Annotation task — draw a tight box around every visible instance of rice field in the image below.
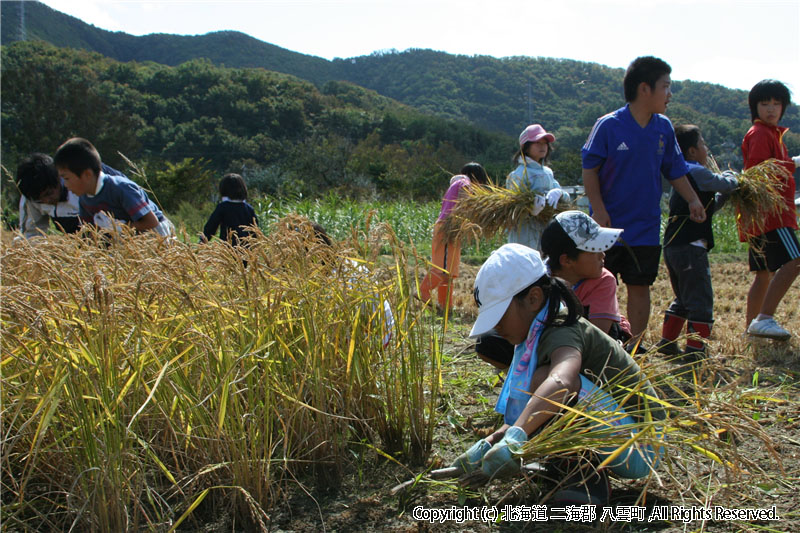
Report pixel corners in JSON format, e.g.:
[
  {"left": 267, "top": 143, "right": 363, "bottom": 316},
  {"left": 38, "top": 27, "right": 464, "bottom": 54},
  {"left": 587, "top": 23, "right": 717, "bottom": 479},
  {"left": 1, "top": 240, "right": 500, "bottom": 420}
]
[
  {"left": 1, "top": 219, "right": 444, "bottom": 531},
  {"left": 2, "top": 200, "right": 798, "bottom": 532}
]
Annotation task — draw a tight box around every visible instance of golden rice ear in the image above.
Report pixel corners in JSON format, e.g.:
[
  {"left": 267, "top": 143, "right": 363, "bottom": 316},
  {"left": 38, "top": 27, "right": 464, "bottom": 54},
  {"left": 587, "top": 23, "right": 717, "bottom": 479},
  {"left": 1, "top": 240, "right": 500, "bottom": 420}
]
[
  {"left": 0, "top": 215, "right": 448, "bottom": 528},
  {"left": 440, "top": 182, "right": 575, "bottom": 243},
  {"left": 726, "top": 158, "right": 792, "bottom": 239}
]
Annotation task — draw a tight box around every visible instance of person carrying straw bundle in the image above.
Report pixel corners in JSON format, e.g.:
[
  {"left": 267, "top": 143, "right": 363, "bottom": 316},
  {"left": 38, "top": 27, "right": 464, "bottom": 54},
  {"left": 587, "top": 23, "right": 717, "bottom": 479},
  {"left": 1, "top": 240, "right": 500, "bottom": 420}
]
[
  {"left": 506, "top": 124, "right": 568, "bottom": 252},
  {"left": 738, "top": 80, "right": 800, "bottom": 341},
  {"left": 419, "top": 162, "right": 488, "bottom": 311},
  {"left": 658, "top": 125, "right": 739, "bottom": 359}
]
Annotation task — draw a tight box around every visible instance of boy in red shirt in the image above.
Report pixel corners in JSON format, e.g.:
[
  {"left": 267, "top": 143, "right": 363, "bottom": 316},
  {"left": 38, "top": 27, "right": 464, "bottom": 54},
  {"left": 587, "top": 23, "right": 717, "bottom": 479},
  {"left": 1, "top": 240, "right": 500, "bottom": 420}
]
[{"left": 740, "top": 80, "right": 800, "bottom": 341}]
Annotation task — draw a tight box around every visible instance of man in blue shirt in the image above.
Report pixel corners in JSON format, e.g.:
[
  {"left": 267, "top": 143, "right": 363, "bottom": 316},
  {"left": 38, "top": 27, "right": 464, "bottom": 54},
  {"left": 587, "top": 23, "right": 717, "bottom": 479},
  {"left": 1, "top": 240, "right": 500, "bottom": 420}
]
[{"left": 582, "top": 56, "right": 705, "bottom": 349}]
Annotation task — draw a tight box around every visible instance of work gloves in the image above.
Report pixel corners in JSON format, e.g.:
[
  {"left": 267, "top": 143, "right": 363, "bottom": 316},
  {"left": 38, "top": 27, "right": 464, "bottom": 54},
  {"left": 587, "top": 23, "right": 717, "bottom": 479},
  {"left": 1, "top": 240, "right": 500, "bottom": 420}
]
[
  {"left": 453, "top": 426, "right": 528, "bottom": 478},
  {"left": 480, "top": 426, "right": 528, "bottom": 479},
  {"left": 531, "top": 195, "right": 546, "bottom": 216},
  {"left": 545, "top": 188, "right": 563, "bottom": 208},
  {"left": 451, "top": 438, "right": 491, "bottom": 473}
]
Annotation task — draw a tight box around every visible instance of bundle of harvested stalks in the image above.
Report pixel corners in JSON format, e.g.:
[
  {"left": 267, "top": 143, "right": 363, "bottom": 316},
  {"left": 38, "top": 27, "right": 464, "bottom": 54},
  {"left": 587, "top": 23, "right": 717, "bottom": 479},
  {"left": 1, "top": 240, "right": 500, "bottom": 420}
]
[
  {"left": 440, "top": 182, "right": 572, "bottom": 243},
  {"left": 710, "top": 157, "right": 792, "bottom": 238}
]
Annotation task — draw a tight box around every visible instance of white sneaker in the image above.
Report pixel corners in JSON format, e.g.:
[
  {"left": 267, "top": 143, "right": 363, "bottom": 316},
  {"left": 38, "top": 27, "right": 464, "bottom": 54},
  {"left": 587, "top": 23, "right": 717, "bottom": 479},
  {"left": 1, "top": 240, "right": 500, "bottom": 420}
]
[{"left": 747, "top": 317, "right": 791, "bottom": 341}]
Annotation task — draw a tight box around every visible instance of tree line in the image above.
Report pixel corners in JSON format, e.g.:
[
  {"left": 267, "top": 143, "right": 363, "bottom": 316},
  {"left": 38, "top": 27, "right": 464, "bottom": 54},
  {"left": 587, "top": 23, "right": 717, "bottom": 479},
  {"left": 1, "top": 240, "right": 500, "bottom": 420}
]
[{"left": 1, "top": 41, "right": 513, "bottom": 223}]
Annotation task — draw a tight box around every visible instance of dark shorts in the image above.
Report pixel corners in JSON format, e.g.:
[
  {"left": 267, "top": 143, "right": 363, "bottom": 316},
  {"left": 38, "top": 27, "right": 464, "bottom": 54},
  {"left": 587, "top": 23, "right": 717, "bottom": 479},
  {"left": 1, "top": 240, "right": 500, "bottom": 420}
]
[
  {"left": 604, "top": 245, "right": 662, "bottom": 286},
  {"left": 748, "top": 227, "right": 800, "bottom": 272}
]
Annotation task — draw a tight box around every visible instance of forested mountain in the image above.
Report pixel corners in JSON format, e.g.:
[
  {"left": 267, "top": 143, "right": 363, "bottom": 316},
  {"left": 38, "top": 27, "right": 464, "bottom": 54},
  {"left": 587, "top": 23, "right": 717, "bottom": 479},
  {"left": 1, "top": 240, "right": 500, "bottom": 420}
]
[
  {"left": 0, "top": 1, "right": 334, "bottom": 83},
  {"left": 1, "top": 41, "right": 512, "bottom": 212},
  {"left": 5, "top": 0, "right": 798, "bottom": 165}
]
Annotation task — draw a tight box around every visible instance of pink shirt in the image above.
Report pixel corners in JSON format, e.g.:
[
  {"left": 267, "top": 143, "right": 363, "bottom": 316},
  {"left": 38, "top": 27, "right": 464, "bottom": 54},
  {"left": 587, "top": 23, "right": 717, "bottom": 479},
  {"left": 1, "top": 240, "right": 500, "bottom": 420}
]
[
  {"left": 572, "top": 268, "right": 631, "bottom": 335},
  {"left": 437, "top": 177, "right": 470, "bottom": 222}
]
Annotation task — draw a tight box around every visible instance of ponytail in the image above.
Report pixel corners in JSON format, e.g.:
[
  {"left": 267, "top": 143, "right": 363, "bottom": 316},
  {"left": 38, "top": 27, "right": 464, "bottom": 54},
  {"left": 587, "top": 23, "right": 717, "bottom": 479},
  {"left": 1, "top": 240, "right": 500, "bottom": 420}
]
[{"left": 515, "top": 275, "right": 583, "bottom": 327}]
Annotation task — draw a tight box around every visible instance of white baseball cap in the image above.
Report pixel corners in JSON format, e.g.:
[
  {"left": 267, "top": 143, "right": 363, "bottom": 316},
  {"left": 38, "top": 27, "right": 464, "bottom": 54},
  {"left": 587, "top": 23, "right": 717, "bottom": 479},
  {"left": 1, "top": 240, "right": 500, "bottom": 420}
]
[
  {"left": 548, "top": 210, "right": 623, "bottom": 252},
  {"left": 470, "top": 243, "right": 548, "bottom": 338}
]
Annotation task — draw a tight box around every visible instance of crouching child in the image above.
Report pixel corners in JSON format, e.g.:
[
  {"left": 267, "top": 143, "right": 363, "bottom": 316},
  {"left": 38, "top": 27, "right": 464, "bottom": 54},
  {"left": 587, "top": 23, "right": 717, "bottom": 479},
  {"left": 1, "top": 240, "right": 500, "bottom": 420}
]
[
  {"left": 54, "top": 138, "right": 174, "bottom": 236},
  {"left": 453, "top": 244, "right": 665, "bottom": 504}
]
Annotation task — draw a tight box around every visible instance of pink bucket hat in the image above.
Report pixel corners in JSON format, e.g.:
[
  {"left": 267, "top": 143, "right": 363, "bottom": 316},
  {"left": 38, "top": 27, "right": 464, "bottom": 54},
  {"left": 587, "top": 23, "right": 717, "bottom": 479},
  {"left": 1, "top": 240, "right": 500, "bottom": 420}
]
[{"left": 519, "top": 124, "right": 555, "bottom": 146}]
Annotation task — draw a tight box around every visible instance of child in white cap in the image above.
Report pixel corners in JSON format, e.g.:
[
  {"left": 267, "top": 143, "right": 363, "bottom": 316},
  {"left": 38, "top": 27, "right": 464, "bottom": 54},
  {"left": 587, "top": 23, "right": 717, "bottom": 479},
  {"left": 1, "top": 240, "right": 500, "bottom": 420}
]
[
  {"left": 475, "top": 211, "right": 630, "bottom": 369},
  {"left": 506, "top": 124, "right": 568, "bottom": 251},
  {"left": 453, "top": 243, "right": 664, "bottom": 503}
]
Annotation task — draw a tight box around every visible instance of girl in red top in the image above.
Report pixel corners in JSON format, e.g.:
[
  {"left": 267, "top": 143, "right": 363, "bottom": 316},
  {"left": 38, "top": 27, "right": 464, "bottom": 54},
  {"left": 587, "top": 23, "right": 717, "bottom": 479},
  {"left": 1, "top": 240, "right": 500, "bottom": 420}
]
[{"left": 740, "top": 79, "right": 800, "bottom": 341}]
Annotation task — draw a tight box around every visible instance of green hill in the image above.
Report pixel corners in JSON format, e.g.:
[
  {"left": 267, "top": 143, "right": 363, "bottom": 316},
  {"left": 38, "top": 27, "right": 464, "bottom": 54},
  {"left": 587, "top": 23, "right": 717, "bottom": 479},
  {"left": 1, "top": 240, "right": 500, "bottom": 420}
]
[
  {"left": 0, "top": 1, "right": 334, "bottom": 83},
  {"left": 3, "top": 0, "right": 799, "bottom": 187},
  {"left": 1, "top": 40, "right": 512, "bottom": 210}
]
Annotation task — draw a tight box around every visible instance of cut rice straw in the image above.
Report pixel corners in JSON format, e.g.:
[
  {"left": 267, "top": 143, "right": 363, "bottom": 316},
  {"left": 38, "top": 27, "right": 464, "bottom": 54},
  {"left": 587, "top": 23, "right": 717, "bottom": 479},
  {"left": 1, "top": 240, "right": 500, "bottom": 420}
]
[
  {"left": 709, "top": 156, "right": 792, "bottom": 240},
  {"left": 440, "top": 181, "right": 573, "bottom": 243}
]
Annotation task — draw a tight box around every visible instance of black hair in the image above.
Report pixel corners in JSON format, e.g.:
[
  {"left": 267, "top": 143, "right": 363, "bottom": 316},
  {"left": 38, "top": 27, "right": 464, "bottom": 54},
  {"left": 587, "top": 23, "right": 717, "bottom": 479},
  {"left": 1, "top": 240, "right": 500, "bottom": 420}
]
[
  {"left": 516, "top": 141, "right": 552, "bottom": 165},
  {"left": 460, "top": 162, "right": 488, "bottom": 185},
  {"left": 16, "top": 153, "right": 60, "bottom": 201},
  {"left": 311, "top": 222, "right": 332, "bottom": 247},
  {"left": 674, "top": 124, "right": 703, "bottom": 156},
  {"left": 748, "top": 79, "right": 791, "bottom": 122},
  {"left": 540, "top": 220, "right": 581, "bottom": 274},
  {"left": 220, "top": 173, "right": 248, "bottom": 200},
  {"left": 513, "top": 274, "right": 583, "bottom": 327},
  {"left": 623, "top": 56, "right": 671, "bottom": 102},
  {"left": 53, "top": 138, "right": 102, "bottom": 177}
]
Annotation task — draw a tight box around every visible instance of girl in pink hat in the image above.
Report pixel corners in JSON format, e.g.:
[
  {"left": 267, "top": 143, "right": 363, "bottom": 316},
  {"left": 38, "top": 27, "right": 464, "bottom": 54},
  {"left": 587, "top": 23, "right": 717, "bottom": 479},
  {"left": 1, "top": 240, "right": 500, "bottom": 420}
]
[{"left": 506, "top": 124, "right": 569, "bottom": 251}]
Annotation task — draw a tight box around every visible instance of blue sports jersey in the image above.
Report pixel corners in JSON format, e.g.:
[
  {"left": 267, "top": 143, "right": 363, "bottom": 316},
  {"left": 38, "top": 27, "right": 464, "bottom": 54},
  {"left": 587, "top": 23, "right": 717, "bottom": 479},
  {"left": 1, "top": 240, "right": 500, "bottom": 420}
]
[{"left": 582, "top": 105, "right": 688, "bottom": 246}]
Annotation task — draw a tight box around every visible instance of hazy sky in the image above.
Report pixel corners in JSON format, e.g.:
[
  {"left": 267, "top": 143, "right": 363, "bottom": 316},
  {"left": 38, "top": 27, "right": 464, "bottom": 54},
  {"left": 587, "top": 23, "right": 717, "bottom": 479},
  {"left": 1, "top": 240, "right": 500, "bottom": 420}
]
[{"left": 36, "top": 0, "right": 800, "bottom": 94}]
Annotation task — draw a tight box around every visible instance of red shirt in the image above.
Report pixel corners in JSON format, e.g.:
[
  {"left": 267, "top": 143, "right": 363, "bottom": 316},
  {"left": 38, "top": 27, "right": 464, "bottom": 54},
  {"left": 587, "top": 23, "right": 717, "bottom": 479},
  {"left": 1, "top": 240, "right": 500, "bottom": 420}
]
[{"left": 738, "top": 120, "right": 797, "bottom": 240}]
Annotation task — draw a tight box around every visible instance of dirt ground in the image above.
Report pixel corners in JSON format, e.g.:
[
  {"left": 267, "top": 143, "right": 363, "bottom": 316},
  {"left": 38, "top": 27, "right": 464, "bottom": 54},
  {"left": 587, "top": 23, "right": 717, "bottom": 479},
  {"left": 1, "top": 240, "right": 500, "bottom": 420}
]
[{"left": 243, "top": 259, "right": 800, "bottom": 532}]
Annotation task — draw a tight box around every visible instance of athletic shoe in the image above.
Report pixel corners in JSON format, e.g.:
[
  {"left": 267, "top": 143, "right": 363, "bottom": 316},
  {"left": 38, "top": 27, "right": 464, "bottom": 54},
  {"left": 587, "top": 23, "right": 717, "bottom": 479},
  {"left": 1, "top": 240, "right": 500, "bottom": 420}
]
[{"left": 747, "top": 317, "right": 791, "bottom": 341}]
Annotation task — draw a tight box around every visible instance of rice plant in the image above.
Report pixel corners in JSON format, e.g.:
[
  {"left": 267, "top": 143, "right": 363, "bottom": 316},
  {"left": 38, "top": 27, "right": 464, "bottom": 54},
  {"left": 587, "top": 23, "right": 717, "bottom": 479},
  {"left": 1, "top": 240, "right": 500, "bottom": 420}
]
[
  {"left": 709, "top": 157, "right": 793, "bottom": 240},
  {"left": 1, "top": 217, "right": 445, "bottom": 531}
]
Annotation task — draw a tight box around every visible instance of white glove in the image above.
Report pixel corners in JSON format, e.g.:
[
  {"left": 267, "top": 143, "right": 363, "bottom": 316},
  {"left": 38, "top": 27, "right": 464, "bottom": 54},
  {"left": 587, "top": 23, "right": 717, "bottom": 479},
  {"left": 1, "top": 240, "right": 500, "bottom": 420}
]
[
  {"left": 545, "top": 188, "right": 563, "bottom": 208},
  {"left": 532, "top": 195, "right": 546, "bottom": 216},
  {"left": 94, "top": 212, "right": 125, "bottom": 232},
  {"left": 792, "top": 155, "right": 800, "bottom": 168}
]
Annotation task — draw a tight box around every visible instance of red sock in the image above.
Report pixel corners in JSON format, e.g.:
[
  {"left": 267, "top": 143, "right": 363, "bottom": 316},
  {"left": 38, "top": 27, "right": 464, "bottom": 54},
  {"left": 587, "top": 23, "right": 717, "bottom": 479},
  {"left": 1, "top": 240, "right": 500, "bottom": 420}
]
[
  {"left": 687, "top": 321, "right": 712, "bottom": 351},
  {"left": 661, "top": 313, "right": 686, "bottom": 341}
]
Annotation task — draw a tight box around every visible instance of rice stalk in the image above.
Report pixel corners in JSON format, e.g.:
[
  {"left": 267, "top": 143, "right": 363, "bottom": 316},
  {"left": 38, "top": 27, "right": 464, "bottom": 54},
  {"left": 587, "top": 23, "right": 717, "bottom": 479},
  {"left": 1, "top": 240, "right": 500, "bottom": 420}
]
[
  {"left": 1, "top": 214, "right": 445, "bottom": 530},
  {"left": 708, "top": 157, "right": 792, "bottom": 240},
  {"left": 439, "top": 181, "right": 572, "bottom": 243},
  {"left": 509, "top": 352, "right": 780, "bottom": 502}
]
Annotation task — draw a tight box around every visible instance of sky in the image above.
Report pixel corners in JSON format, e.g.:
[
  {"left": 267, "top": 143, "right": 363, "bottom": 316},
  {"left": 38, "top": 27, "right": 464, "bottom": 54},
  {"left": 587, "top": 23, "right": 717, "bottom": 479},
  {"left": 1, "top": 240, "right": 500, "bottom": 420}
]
[{"left": 35, "top": 0, "right": 800, "bottom": 94}]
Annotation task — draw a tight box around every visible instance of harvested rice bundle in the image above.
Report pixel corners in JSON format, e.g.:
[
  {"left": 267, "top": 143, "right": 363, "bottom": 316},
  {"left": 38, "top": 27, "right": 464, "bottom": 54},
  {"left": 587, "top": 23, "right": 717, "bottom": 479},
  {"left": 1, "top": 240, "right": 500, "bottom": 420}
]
[
  {"left": 710, "top": 157, "right": 792, "bottom": 239},
  {"left": 440, "top": 182, "right": 572, "bottom": 242}
]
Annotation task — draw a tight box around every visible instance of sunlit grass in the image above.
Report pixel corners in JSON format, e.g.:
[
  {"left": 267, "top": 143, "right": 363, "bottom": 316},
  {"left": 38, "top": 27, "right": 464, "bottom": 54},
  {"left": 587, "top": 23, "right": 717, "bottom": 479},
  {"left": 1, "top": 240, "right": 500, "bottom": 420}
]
[{"left": 1, "top": 218, "right": 445, "bottom": 531}]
